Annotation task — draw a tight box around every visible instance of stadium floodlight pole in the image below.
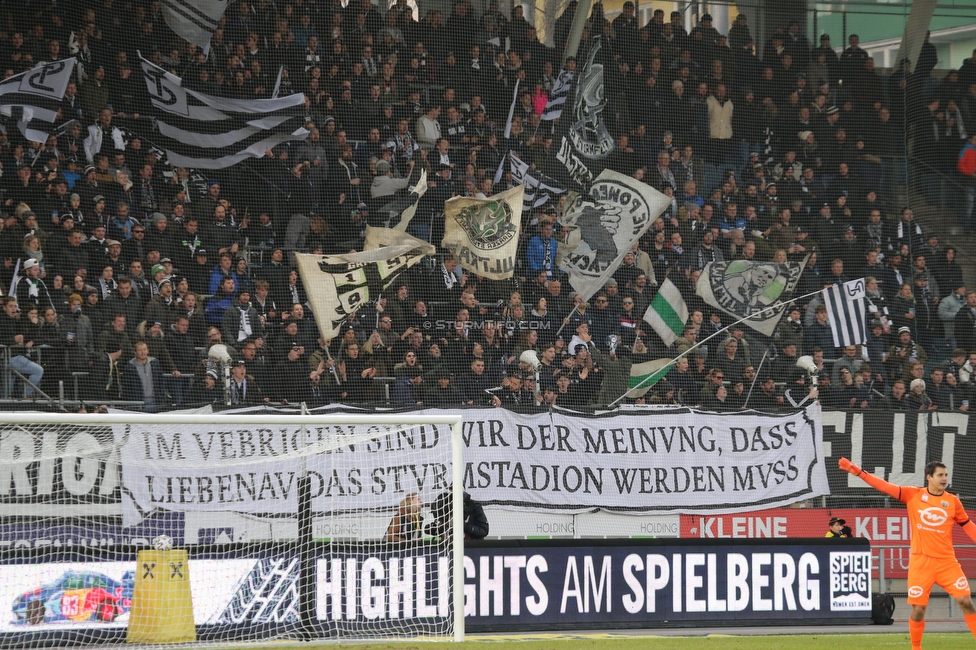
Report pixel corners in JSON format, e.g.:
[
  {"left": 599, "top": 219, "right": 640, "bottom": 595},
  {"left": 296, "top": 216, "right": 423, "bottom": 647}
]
[
  {"left": 607, "top": 287, "right": 827, "bottom": 408},
  {"left": 562, "top": 0, "right": 594, "bottom": 65}
]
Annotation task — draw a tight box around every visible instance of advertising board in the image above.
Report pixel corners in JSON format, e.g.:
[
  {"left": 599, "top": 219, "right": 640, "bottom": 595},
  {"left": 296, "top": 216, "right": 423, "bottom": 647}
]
[
  {"left": 460, "top": 539, "right": 871, "bottom": 630},
  {"left": 0, "top": 558, "right": 277, "bottom": 632},
  {"left": 679, "top": 508, "right": 976, "bottom": 579}
]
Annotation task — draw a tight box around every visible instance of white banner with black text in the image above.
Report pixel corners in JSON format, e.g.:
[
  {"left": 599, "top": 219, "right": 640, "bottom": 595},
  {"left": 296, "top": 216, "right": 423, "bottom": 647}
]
[{"left": 116, "top": 405, "right": 826, "bottom": 525}]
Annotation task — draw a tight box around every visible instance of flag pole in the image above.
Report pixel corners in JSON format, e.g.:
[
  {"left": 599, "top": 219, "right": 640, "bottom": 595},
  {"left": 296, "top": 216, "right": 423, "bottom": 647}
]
[
  {"left": 741, "top": 348, "right": 770, "bottom": 409},
  {"left": 553, "top": 301, "right": 582, "bottom": 340},
  {"left": 607, "top": 287, "right": 827, "bottom": 408},
  {"left": 562, "top": 0, "right": 594, "bottom": 65}
]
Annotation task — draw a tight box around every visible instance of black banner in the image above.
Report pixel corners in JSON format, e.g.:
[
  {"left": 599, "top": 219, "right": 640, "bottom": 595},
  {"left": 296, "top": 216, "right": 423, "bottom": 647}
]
[
  {"left": 821, "top": 410, "right": 976, "bottom": 499},
  {"left": 0, "top": 538, "right": 871, "bottom": 648},
  {"left": 551, "top": 36, "right": 614, "bottom": 190},
  {"left": 462, "top": 538, "right": 871, "bottom": 630}
]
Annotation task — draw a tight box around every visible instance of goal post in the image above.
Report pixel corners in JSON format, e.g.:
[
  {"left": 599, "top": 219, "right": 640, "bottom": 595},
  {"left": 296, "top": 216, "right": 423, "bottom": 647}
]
[{"left": 0, "top": 410, "right": 465, "bottom": 645}]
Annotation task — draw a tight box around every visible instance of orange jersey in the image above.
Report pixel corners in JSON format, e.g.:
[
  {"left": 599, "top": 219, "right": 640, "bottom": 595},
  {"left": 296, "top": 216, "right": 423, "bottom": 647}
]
[{"left": 900, "top": 486, "right": 971, "bottom": 558}]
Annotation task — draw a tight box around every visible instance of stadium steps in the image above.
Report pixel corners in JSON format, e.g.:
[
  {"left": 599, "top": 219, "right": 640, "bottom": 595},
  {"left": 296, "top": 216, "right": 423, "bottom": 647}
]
[{"left": 901, "top": 182, "right": 976, "bottom": 290}]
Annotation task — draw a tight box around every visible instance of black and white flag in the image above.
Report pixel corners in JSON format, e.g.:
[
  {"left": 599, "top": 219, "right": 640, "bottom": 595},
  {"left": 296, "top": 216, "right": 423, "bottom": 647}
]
[
  {"left": 0, "top": 59, "right": 76, "bottom": 142},
  {"left": 510, "top": 152, "right": 565, "bottom": 210},
  {"left": 553, "top": 36, "right": 614, "bottom": 189},
  {"left": 824, "top": 278, "right": 867, "bottom": 347},
  {"left": 540, "top": 68, "right": 574, "bottom": 121},
  {"left": 559, "top": 170, "right": 668, "bottom": 302},
  {"left": 159, "top": 0, "right": 231, "bottom": 54},
  {"left": 296, "top": 231, "right": 434, "bottom": 340},
  {"left": 139, "top": 55, "right": 308, "bottom": 169}
]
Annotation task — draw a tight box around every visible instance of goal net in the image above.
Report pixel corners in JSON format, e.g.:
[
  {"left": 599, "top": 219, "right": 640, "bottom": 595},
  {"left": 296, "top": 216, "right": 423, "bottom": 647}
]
[{"left": 0, "top": 411, "right": 465, "bottom": 646}]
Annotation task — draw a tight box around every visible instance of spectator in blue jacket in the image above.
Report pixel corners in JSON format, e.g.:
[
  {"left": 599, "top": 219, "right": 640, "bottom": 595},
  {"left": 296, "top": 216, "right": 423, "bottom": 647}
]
[
  {"left": 205, "top": 276, "right": 237, "bottom": 324},
  {"left": 526, "top": 220, "right": 559, "bottom": 280},
  {"left": 393, "top": 367, "right": 424, "bottom": 404},
  {"left": 209, "top": 252, "right": 240, "bottom": 295}
]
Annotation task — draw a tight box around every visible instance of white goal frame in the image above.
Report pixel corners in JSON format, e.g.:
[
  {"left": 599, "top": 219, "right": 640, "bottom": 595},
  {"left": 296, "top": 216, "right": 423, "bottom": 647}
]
[{"left": 0, "top": 411, "right": 466, "bottom": 643}]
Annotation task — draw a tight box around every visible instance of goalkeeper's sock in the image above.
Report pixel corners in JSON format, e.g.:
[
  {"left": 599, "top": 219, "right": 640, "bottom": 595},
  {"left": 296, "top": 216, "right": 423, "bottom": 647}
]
[
  {"left": 909, "top": 618, "right": 925, "bottom": 649},
  {"left": 965, "top": 612, "right": 976, "bottom": 638}
]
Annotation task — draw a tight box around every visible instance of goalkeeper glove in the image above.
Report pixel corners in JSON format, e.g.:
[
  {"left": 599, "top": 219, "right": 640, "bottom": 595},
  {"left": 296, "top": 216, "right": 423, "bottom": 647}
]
[{"left": 838, "top": 457, "right": 862, "bottom": 476}]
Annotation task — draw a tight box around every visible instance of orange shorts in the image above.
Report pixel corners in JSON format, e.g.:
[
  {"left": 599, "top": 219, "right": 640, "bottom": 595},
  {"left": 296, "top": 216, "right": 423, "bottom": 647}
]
[{"left": 906, "top": 554, "right": 972, "bottom": 605}]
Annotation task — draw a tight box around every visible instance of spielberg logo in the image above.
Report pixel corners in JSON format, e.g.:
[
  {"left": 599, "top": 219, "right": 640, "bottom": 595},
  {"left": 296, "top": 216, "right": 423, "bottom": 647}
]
[
  {"left": 908, "top": 585, "right": 925, "bottom": 598},
  {"left": 918, "top": 507, "right": 948, "bottom": 527},
  {"left": 956, "top": 577, "right": 970, "bottom": 591},
  {"left": 829, "top": 552, "right": 872, "bottom": 611}
]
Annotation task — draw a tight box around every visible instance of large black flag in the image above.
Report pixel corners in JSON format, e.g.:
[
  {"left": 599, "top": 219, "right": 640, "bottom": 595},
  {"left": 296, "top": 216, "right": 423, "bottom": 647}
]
[{"left": 551, "top": 36, "right": 614, "bottom": 190}]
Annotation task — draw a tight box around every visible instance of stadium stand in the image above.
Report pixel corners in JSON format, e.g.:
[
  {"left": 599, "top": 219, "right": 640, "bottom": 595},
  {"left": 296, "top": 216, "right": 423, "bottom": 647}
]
[{"left": 0, "top": 0, "right": 972, "bottom": 413}]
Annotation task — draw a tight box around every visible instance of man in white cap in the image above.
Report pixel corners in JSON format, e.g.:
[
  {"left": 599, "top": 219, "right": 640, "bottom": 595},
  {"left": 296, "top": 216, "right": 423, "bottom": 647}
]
[{"left": 16, "top": 259, "right": 54, "bottom": 312}]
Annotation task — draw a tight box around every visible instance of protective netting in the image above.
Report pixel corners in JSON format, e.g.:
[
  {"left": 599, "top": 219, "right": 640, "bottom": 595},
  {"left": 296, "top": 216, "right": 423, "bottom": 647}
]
[{"left": 0, "top": 413, "right": 463, "bottom": 645}]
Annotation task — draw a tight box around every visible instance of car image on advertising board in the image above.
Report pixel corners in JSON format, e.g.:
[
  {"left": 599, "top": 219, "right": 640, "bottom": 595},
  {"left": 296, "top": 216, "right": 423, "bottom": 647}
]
[
  {"left": 11, "top": 570, "right": 134, "bottom": 626},
  {"left": 0, "top": 560, "right": 257, "bottom": 633}
]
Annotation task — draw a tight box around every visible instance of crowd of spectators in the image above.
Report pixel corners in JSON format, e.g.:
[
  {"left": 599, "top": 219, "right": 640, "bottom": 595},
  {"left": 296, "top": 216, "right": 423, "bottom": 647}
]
[{"left": 0, "top": 0, "right": 975, "bottom": 412}]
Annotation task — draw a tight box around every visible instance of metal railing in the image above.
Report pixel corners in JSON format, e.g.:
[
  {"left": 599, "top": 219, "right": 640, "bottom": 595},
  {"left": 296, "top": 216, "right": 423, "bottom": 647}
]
[
  {"left": 904, "top": 155, "right": 971, "bottom": 214},
  {"left": 0, "top": 345, "right": 60, "bottom": 410}
]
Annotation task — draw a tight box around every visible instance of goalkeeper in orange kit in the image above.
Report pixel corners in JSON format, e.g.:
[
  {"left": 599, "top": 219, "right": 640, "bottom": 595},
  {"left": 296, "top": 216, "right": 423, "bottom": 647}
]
[{"left": 839, "top": 458, "right": 976, "bottom": 649}]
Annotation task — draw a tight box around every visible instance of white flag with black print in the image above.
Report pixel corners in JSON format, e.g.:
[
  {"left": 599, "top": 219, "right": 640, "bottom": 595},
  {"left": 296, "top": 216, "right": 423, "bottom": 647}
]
[
  {"left": 0, "top": 59, "right": 76, "bottom": 142},
  {"left": 139, "top": 54, "right": 308, "bottom": 169},
  {"left": 559, "top": 170, "right": 669, "bottom": 303},
  {"left": 510, "top": 152, "right": 565, "bottom": 210},
  {"left": 296, "top": 231, "right": 435, "bottom": 340},
  {"left": 159, "top": 0, "right": 231, "bottom": 54},
  {"left": 824, "top": 278, "right": 867, "bottom": 347},
  {"left": 540, "top": 68, "right": 574, "bottom": 121}
]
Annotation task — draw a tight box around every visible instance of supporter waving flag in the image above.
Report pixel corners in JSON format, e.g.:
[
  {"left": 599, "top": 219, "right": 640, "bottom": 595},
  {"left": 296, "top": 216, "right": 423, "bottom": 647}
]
[
  {"left": 625, "top": 358, "right": 674, "bottom": 399},
  {"left": 552, "top": 36, "right": 614, "bottom": 190},
  {"left": 139, "top": 54, "right": 308, "bottom": 169},
  {"left": 296, "top": 230, "right": 434, "bottom": 340},
  {"left": 0, "top": 59, "right": 75, "bottom": 142},
  {"left": 696, "top": 257, "right": 809, "bottom": 336},
  {"left": 442, "top": 185, "right": 524, "bottom": 280},
  {"left": 643, "top": 278, "right": 688, "bottom": 347},
  {"left": 823, "top": 278, "right": 868, "bottom": 347},
  {"left": 510, "top": 152, "right": 565, "bottom": 210},
  {"left": 158, "top": 0, "right": 230, "bottom": 54},
  {"left": 540, "top": 68, "right": 574, "bottom": 121}
]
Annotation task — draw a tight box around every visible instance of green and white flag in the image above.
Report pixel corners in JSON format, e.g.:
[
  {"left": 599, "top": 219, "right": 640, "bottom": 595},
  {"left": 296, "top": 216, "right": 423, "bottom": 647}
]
[
  {"left": 627, "top": 358, "right": 673, "bottom": 398},
  {"left": 642, "top": 278, "right": 688, "bottom": 347}
]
